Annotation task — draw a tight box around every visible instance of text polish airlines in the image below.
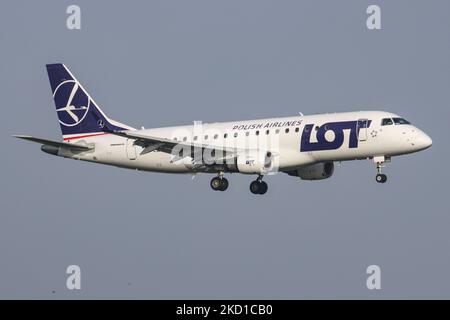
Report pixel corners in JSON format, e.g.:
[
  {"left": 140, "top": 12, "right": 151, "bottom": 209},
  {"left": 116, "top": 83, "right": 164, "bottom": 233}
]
[{"left": 15, "top": 64, "right": 432, "bottom": 194}]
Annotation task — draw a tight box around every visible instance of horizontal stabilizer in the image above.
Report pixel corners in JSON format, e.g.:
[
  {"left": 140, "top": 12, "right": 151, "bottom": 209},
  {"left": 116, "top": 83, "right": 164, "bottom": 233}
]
[{"left": 13, "top": 135, "right": 92, "bottom": 151}]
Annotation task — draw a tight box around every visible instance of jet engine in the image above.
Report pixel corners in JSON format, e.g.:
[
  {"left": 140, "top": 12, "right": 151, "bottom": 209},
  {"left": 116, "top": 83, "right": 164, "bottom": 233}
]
[{"left": 287, "top": 162, "right": 334, "bottom": 180}]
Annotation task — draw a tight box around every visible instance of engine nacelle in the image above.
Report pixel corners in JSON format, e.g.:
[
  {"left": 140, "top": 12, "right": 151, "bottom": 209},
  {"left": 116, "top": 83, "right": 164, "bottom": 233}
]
[
  {"left": 236, "top": 151, "right": 272, "bottom": 174},
  {"left": 287, "top": 162, "right": 334, "bottom": 180}
]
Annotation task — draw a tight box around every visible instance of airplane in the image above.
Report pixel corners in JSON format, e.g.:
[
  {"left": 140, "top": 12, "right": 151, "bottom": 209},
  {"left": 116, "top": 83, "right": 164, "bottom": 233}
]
[{"left": 15, "top": 64, "right": 432, "bottom": 195}]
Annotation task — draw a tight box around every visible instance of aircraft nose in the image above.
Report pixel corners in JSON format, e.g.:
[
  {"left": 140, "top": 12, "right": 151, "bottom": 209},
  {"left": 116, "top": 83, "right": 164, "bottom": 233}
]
[{"left": 415, "top": 132, "right": 433, "bottom": 150}]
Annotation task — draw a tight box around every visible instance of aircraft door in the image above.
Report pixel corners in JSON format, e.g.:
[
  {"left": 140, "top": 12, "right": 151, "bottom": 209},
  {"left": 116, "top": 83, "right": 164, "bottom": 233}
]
[
  {"left": 126, "top": 139, "right": 137, "bottom": 160},
  {"left": 357, "top": 119, "right": 368, "bottom": 141}
]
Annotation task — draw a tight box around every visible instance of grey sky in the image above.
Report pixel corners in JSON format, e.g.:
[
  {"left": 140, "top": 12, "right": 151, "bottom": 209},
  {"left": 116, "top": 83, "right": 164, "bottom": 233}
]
[{"left": 0, "top": 0, "right": 449, "bottom": 299}]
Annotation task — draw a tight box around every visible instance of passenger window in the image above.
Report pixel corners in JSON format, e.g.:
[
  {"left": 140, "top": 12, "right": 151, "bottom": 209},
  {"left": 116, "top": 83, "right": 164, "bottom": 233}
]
[
  {"left": 214, "top": 134, "right": 218, "bottom": 139},
  {"left": 295, "top": 127, "right": 299, "bottom": 133},
  {"left": 204, "top": 135, "right": 208, "bottom": 140},
  {"left": 234, "top": 132, "right": 238, "bottom": 138},
  {"left": 245, "top": 132, "right": 249, "bottom": 136},
  {"left": 224, "top": 133, "right": 228, "bottom": 138},
  {"left": 266, "top": 130, "right": 270, "bottom": 135},
  {"left": 275, "top": 129, "right": 280, "bottom": 134},
  {"left": 183, "top": 137, "right": 187, "bottom": 142},
  {"left": 255, "top": 130, "right": 259, "bottom": 136},
  {"left": 381, "top": 118, "right": 393, "bottom": 126},
  {"left": 193, "top": 136, "right": 197, "bottom": 141},
  {"left": 285, "top": 128, "right": 289, "bottom": 133}
]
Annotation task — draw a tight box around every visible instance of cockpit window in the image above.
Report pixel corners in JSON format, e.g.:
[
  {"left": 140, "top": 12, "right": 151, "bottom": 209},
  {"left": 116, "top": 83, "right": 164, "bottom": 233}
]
[
  {"left": 381, "top": 118, "right": 393, "bottom": 126},
  {"left": 393, "top": 117, "right": 411, "bottom": 125}
]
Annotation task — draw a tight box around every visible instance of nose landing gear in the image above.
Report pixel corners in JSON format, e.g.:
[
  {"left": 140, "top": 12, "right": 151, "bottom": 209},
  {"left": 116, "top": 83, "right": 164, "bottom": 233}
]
[
  {"left": 374, "top": 156, "right": 389, "bottom": 183},
  {"left": 375, "top": 173, "right": 387, "bottom": 183}
]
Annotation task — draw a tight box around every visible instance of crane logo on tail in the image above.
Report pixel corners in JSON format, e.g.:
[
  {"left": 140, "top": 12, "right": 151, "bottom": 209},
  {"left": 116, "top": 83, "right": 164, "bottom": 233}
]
[{"left": 53, "top": 80, "right": 91, "bottom": 127}]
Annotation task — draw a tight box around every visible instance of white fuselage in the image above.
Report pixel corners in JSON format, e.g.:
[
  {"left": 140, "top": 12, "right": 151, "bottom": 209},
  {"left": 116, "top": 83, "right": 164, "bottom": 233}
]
[{"left": 60, "top": 111, "right": 432, "bottom": 174}]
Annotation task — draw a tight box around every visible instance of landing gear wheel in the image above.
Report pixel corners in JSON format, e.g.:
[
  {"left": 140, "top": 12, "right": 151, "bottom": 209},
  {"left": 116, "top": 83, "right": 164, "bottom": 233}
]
[
  {"left": 375, "top": 174, "right": 387, "bottom": 183},
  {"left": 210, "top": 176, "right": 229, "bottom": 191},
  {"left": 259, "top": 181, "right": 268, "bottom": 194},
  {"left": 219, "top": 178, "right": 229, "bottom": 191},
  {"left": 211, "top": 177, "right": 222, "bottom": 191},
  {"left": 250, "top": 181, "right": 260, "bottom": 194},
  {"left": 250, "top": 180, "right": 268, "bottom": 195}
]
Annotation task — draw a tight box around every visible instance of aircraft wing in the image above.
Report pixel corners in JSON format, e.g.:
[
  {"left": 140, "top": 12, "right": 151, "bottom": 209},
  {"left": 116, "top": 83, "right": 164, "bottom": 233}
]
[
  {"left": 13, "top": 135, "right": 93, "bottom": 151},
  {"left": 111, "top": 130, "right": 238, "bottom": 160}
]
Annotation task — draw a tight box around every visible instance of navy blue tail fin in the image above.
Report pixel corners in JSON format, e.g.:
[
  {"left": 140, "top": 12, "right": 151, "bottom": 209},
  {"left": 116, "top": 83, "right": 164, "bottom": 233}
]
[{"left": 46, "top": 64, "right": 133, "bottom": 140}]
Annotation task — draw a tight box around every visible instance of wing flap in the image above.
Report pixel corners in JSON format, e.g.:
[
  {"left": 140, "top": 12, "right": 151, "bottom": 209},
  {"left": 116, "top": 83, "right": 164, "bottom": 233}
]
[{"left": 111, "top": 130, "right": 237, "bottom": 159}]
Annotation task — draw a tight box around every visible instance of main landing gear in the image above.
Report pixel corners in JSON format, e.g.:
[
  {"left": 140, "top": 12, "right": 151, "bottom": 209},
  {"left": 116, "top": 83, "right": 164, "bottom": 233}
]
[
  {"left": 374, "top": 156, "right": 389, "bottom": 184},
  {"left": 249, "top": 175, "right": 268, "bottom": 195},
  {"left": 210, "top": 172, "right": 228, "bottom": 191},
  {"left": 210, "top": 173, "right": 269, "bottom": 194}
]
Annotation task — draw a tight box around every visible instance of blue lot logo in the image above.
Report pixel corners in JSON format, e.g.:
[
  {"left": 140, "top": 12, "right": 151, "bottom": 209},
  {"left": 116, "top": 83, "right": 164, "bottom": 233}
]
[
  {"left": 53, "top": 80, "right": 90, "bottom": 127},
  {"left": 300, "top": 120, "right": 371, "bottom": 152}
]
